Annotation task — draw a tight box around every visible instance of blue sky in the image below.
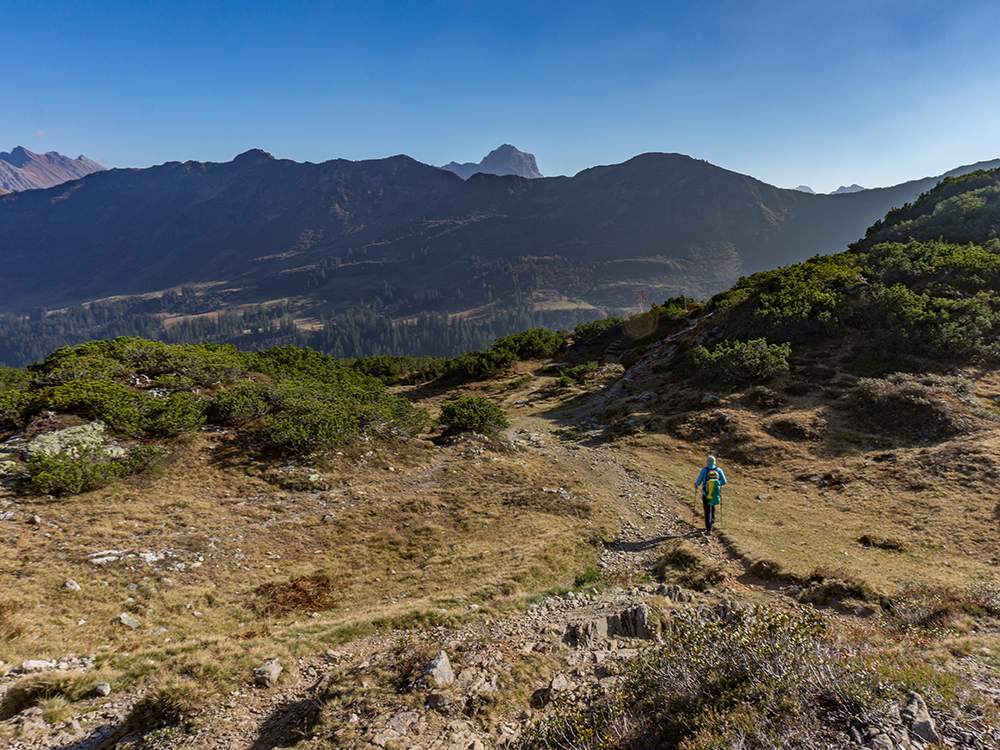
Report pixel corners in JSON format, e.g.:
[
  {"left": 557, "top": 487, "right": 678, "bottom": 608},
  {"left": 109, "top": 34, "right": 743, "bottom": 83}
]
[{"left": 4, "top": 0, "right": 999, "bottom": 193}]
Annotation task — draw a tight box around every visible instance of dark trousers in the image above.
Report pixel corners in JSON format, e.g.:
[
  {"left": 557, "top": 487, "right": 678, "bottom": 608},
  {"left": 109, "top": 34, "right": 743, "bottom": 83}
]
[{"left": 702, "top": 496, "right": 716, "bottom": 531}]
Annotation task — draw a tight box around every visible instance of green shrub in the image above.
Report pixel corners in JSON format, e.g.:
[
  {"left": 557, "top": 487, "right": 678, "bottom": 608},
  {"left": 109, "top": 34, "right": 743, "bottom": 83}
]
[
  {"left": 31, "top": 381, "right": 205, "bottom": 437},
  {"left": 562, "top": 361, "right": 599, "bottom": 385},
  {"left": 144, "top": 392, "right": 206, "bottom": 435},
  {"left": 27, "top": 445, "right": 164, "bottom": 496},
  {"left": 345, "top": 355, "right": 451, "bottom": 384},
  {"left": 257, "top": 374, "right": 428, "bottom": 455},
  {"left": 439, "top": 396, "right": 509, "bottom": 433},
  {"left": 209, "top": 381, "right": 284, "bottom": 424},
  {"left": 0, "top": 389, "right": 31, "bottom": 428},
  {"left": 574, "top": 316, "right": 626, "bottom": 342},
  {"left": 491, "top": 328, "right": 566, "bottom": 358},
  {"left": 691, "top": 339, "right": 791, "bottom": 383},
  {"left": 453, "top": 348, "right": 517, "bottom": 379},
  {"left": 36, "top": 380, "right": 149, "bottom": 435},
  {"left": 856, "top": 168, "right": 1000, "bottom": 249},
  {"left": 0, "top": 367, "right": 28, "bottom": 392},
  {"left": 17, "top": 339, "right": 429, "bottom": 460}
]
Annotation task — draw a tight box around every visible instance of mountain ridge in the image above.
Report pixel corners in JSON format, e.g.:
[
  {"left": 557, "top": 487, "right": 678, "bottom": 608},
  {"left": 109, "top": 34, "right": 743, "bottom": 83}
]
[{"left": 0, "top": 145, "right": 105, "bottom": 192}]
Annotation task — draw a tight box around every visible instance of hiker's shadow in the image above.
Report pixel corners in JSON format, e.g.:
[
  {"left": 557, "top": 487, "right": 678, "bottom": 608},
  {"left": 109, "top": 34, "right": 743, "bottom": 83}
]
[
  {"left": 249, "top": 695, "right": 324, "bottom": 750},
  {"left": 608, "top": 533, "right": 676, "bottom": 554}
]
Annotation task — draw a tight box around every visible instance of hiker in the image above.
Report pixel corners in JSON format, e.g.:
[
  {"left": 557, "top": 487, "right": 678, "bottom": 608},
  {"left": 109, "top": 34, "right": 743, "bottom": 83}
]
[{"left": 694, "top": 455, "right": 727, "bottom": 534}]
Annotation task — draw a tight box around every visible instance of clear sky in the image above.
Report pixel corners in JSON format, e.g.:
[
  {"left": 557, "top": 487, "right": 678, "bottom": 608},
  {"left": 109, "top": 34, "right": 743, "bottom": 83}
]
[{"left": 4, "top": 0, "right": 999, "bottom": 193}]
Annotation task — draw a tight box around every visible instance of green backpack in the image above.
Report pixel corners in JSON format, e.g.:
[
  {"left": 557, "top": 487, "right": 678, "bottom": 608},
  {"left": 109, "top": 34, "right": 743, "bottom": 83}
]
[{"left": 706, "top": 469, "right": 722, "bottom": 506}]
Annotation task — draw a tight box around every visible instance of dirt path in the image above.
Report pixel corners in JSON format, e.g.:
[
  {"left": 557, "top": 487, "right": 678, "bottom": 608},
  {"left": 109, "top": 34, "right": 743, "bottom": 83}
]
[
  {"left": 509, "top": 414, "right": 757, "bottom": 586},
  {"left": 170, "top": 425, "right": 761, "bottom": 750}
]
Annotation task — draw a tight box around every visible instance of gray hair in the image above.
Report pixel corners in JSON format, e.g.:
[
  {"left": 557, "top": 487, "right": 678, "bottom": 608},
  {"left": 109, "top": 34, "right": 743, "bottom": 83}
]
[{"left": 706, "top": 455, "right": 716, "bottom": 466}]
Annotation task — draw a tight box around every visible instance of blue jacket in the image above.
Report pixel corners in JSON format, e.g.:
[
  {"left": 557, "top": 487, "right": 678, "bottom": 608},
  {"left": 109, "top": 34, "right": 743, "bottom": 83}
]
[{"left": 695, "top": 466, "right": 727, "bottom": 494}]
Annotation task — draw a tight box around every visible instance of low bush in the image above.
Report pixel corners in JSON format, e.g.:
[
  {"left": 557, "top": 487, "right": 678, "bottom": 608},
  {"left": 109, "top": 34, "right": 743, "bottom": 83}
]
[
  {"left": 492, "top": 328, "right": 566, "bottom": 358},
  {"left": 453, "top": 348, "right": 517, "bottom": 379},
  {"left": 561, "top": 361, "right": 599, "bottom": 386},
  {"left": 209, "top": 381, "right": 284, "bottom": 424},
  {"left": 27, "top": 445, "right": 165, "bottom": 495},
  {"left": 520, "top": 605, "right": 969, "bottom": 750},
  {"left": 29, "top": 381, "right": 205, "bottom": 437},
  {"left": 691, "top": 339, "right": 791, "bottom": 383},
  {"left": 0, "top": 367, "right": 28, "bottom": 392},
  {"left": 0, "top": 389, "right": 31, "bottom": 428},
  {"left": 344, "top": 355, "right": 451, "bottom": 384},
  {"left": 439, "top": 396, "right": 509, "bottom": 433},
  {"left": 574, "top": 315, "right": 626, "bottom": 342}
]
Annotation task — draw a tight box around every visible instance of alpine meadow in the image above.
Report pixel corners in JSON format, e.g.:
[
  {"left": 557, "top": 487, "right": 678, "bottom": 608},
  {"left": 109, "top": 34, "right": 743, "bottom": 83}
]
[{"left": 4, "top": 162, "right": 1000, "bottom": 750}]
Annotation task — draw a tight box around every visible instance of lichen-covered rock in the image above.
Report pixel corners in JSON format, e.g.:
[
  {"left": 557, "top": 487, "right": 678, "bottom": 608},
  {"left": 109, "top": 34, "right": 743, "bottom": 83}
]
[
  {"left": 22, "top": 421, "right": 126, "bottom": 461},
  {"left": 119, "top": 613, "right": 141, "bottom": 629}
]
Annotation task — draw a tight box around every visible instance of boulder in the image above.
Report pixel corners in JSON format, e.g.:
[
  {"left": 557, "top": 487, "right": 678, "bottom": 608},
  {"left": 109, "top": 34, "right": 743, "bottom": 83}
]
[
  {"left": 21, "top": 660, "right": 54, "bottom": 674},
  {"left": 423, "top": 650, "right": 455, "bottom": 686},
  {"left": 254, "top": 658, "right": 282, "bottom": 688},
  {"left": 63, "top": 579, "right": 81, "bottom": 592},
  {"left": 865, "top": 734, "right": 894, "bottom": 750},
  {"left": 22, "top": 421, "right": 126, "bottom": 461},
  {"left": 903, "top": 692, "right": 941, "bottom": 745},
  {"left": 118, "top": 613, "right": 141, "bottom": 630},
  {"left": 426, "top": 690, "right": 455, "bottom": 711}
]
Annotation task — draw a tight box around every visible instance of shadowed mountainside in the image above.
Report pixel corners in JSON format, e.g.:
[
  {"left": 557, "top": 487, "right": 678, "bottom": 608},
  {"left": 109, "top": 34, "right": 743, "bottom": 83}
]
[{"left": 2, "top": 149, "right": 997, "bottom": 320}]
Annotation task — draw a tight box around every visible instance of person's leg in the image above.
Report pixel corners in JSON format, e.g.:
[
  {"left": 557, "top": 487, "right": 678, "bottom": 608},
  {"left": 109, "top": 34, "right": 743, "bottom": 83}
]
[{"left": 702, "top": 496, "right": 711, "bottom": 532}]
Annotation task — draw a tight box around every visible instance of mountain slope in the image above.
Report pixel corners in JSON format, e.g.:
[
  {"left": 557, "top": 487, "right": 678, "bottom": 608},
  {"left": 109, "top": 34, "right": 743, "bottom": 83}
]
[{"left": 0, "top": 146, "right": 105, "bottom": 192}]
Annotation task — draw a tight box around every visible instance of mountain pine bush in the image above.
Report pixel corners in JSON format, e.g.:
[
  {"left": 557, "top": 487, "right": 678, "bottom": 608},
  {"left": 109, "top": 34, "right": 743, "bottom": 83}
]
[{"left": 438, "top": 396, "right": 509, "bottom": 433}]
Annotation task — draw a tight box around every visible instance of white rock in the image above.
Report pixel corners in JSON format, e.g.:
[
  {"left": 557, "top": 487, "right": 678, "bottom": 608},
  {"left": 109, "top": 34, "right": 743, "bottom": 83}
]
[
  {"left": 423, "top": 650, "right": 455, "bottom": 686},
  {"left": 254, "top": 658, "right": 282, "bottom": 688},
  {"left": 22, "top": 660, "right": 54, "bottom": 673},
  {"left": 119, "top": 613, "right": 141, "bottom": 629}
]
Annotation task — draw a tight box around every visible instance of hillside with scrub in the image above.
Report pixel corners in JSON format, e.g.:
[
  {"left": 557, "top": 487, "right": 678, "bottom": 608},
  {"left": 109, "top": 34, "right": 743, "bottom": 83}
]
[{"left": 2, "top": 169, "right": 1000, "bottom": 748}]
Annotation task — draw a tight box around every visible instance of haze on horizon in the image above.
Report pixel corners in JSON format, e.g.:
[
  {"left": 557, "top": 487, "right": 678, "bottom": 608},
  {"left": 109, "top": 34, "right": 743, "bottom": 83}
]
[{"left": 4, "top": 0, "right": 999, "bottom": 194}]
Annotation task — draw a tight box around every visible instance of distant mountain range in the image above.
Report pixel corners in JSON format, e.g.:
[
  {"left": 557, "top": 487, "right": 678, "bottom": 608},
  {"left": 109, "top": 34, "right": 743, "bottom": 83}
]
[
  {"left": 440, "top": 144, "right": 543, "bottom": 179},
  {"left": 0, "top": 146, "right": 105, "bottom": 192},
  {"left": 0, "top": 146, "right": 998, "bottom": 363}
]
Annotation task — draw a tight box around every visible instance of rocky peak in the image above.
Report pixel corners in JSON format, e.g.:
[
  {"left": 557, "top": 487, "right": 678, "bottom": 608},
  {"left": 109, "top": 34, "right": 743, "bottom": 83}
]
[
  {"left": 232, "top": 148, "right": 276, "bottom": 165},
  {"left": 0, "top": 145, "right": 106, "bottom": 192},
  {"left": 440, "top": 144, "right": 543, "bottom": 180}
]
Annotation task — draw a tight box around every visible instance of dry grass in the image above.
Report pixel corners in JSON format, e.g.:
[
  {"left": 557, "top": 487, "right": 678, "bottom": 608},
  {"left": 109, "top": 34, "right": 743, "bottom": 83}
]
[
  {"left": 622, "top": 364, "right": 1000, "bottom": 598},
  {"left": 0, "top": 364, "right": 616, "bottom": 719}
]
